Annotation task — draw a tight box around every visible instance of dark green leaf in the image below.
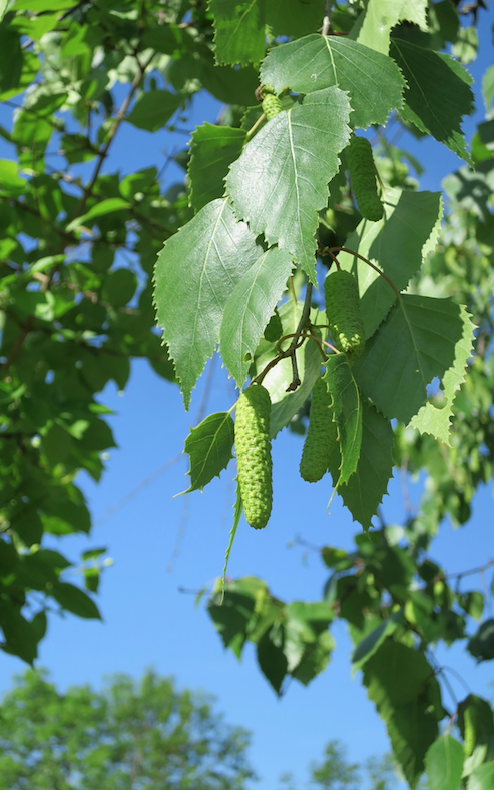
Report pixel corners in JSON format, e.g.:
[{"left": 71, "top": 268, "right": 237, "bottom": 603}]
[
  {"left": 352, "top": 610, "right": 403, "bottom": 673},
  {"left": 51, "top": 582, "right": 101, "bottom": 620},
  {"left": 210, "top": 0, "right": 266, "bottom": 66},
  {"left": 188, "top": 123, "right": 245, "bottom": 212},
  {"left": 353, "top": 296, "right": 465, "bottom": 424},
  {"left": 467, "top": 619, "right": 494, "bottom": 662},
  {"left": 390, "top": 37, "right": 474, "bottom": 164},
  {"left": 126, "top": 89, "right": 181, "bottom": 132},
  {"left": 257, "top": 626, "right": 288, "bottom": 695},
  {"left": 181, "top": 412, "right": 234, "bottom": 493}
]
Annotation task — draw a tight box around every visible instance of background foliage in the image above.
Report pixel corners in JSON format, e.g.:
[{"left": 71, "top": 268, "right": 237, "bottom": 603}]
[{"left": 1, "top": 1, "right": 494, "bottom": 788}]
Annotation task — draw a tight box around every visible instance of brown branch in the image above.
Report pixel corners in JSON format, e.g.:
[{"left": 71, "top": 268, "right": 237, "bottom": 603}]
[{"left": 73, "top": 50, "right": 156, "bottom": 219}]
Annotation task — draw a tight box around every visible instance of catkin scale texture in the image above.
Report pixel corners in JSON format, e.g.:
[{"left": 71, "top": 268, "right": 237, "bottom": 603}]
[
  {"left": 262, "top": 93, "right": 283, "bottom": 121},
  {"left": 347, "top": 136, "right": 384, "bottom": 222},
  {"left": 235, "top": 384, "right": 273, "bottom": 529},
  {"left": 300, "top": 377, "right": 337, "bottom": 483},
  {"left": 325, "top": 269, "right": 366, "bottom": 358}
]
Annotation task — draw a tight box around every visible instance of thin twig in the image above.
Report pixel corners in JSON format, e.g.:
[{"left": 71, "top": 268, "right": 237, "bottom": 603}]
[
  {"left": 328, "top": 246, "right": 401, "bottom": 298},
  {"left": 73, "top": 50, "right": 156, "bottom": 219}
]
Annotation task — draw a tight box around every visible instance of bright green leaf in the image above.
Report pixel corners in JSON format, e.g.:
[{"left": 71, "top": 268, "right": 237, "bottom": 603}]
[
  {"left": 226, "top": 87, "right": 351, "bottom": 281},
  {"left": 350, "top": 0, "right": 428, "bottom": 55},
  {"left": 426, "top": 735, "right": 464, "bottom": 790},
  {"left": 260, "top": 34, "right": 405, "bottom": 129},
  {"left": 66, "top": 198, "right": 131, "bottom": 231},
  {"left": 154, "top": 199, "right": 261, "bottom": 408},
  {"left": 324, "top": 354, "right": 362, "bottom": 485},
  {"left": 220, "top": 247, "right": 294, "bottom": 388},
  {"left": 330, "top": 401, "right": 394, "bottom": 529},
  {"left": 410, "top": 305, "right": 475, "bottom": 445},
  {"left": 467, "top": 763, "right": 494, "bottom": 790}
]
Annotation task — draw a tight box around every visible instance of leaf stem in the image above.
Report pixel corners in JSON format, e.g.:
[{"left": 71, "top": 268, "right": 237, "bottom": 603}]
[
  {"left": 245, "top": 112, "right": 266, "bottom": 141},
  {"left": 328, "top": 246, "right": 401, "bottom": 298}
]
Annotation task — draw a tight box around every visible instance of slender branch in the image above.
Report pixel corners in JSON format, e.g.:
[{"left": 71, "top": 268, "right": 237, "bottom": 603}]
[
  {"left": 73, "top": 50, "right": 156, "bottom": 219},
  {"left": 444, "top": 557, "right": 494, "bottom": 581},
  {"left": 245, "top": 112, "right": 266, "bottom": 141}
]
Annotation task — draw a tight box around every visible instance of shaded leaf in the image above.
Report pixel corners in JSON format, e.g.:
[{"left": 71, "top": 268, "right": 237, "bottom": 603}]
[
  {"left": 352, "top": 296, "right": 465, "bottom": 424},
  {"left": 226, "top": 87, "right": 351, "bottom": 281},
  {"left": 188, "top": 123, "right": 245, "bottom": 212},
  {"left": 352, "top": 610, "right": 404, "bottom": 674},
  {"left": 220, "top": 247, "right": 294, "bottom": 388},
  {"left": 337, "top": 188, "right": 443, "bottom": 338},
  {"left": 458, "top": 695, "right": 494, "bottom": 759},
  {"left": 363, "top": 638, "right": 442, "bottom": 788},
  {"left": 261, "top": 34, "right": 405, "bottom": 129},
  {"left": 66, "top": 198, "right": 130, "bottom": 231},
  {"left": 467, "top": 619, "right": 494, "bottom": 663},
  {"left": 210, "top": 0, "right": 266, "bottom": 66},
  {"left": 51, "top": 582, "right": 101, "bottom": 620},
  {"left": 390, "top": 37, "right": 474, "bottom": 164},
  {"left": 126, "top": 89, "right": 181, "bottom": 132}
]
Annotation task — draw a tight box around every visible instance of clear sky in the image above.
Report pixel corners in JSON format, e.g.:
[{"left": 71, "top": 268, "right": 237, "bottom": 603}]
[{"left": 1, "top": 8, "right": 494, "bottom": 788}]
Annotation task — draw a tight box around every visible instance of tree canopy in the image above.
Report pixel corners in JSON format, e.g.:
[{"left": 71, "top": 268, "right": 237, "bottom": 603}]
[{"left": 0, "top": 1, "right": 494, "bottom": 788}]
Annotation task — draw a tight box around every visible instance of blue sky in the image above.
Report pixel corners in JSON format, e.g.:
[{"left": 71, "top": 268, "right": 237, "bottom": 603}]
[{"left": 1, "top": 7, "right": 494, "bottom": 788}]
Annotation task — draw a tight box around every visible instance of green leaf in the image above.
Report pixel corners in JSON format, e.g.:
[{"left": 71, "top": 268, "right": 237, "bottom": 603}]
[
  {"left": 51, "top": 582, "right": 101, "bottom": 620},
  {"left": 210, "top": 0, "right": 266, "bottom": 66},
  {"left": 467, "top": 619, "right": 494, "bottom": 663},
  {"left": 352, "top": 295, "right": 465, "bottom": 425},
  {"left": 426, "top": 735, "right": 464, "bottom": 790},
  {"left": 257, "top": 625, "right": 288, "bottom": 694},
  {"left": 410, "top": 306, "right": 475, "bottom": 445},
  {"left": 154, "top": 199, "right": 261, "bottom": 408},
  {"left": 0, "top": 159, "right": 26, "bottom": 195},
  {"left": 337, "top": 188, "right": 443, "bottom": 338},
  {"left": 363, "top": 638, "right": 442, "bottom": 788},
  {"left": 266, "top": 0, "right": 326, "bottom": 38},
  {"left": 324, "top": 354, "right": 362, "bottom": 485},
  {"left": 0, "top": 605, "right": 40, "bottom": 664},
  {"left": 126, "top": 89, "right": 181, "bottom": 132},
  {"left": 467, "top": 763, "right": 494, "bottom": 790},
  {"left": 181, "top": 412, "right": 234, "bottom": 493},
  {"left": 350, "top": 0, "right": 428, "bottom": 55},
  {"left": 66, "top": 198, "right": 131, "bottom": 231},
  {"left": 226, "top": 87, "right": 351, "bottom": 281},
  {"left": 482, "top": 63, "right": 494, "bottom": 112},
  {"left": 458, "top": 695, "right": 494, "bottom": 758},
  {"left": 188, "top": 123, "right": 246, "bottom": 212},
  {"left": 330, "top": 402, "right": 394, "bottom": 529},
  {"left": 220, "top": 247, "right": 294, "bottom": 388},
  {"left": 253, "top": 302, "right": 325, "bottom": 437},
  {"left": 260, "top": 34, "right": 405, "bottom": 130},
  {"left": 0, "top": 0, "right": 7, "bottom": 22},
  {"left": 390, "top": 38, "right": 474, "bottom": 164},
  {"left": 221, "top": 481, "right": 243, "bottom": 602},
  {"left": 352, "top": 610, "right": 404, "bottom": 674}
]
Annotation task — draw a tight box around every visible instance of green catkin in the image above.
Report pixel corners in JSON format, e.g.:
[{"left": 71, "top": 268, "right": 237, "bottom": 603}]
[
  {"left": 325, "top": 269, "right": 366, "bottom": 358},
  {"left": 262, "top": 93, "right": 283, "bottom": 121},
  {"left": 300, "top": 377, "right": 337, "bottom": 483},
  {"left": 347, "top": 136, "right": 384, "bottom": 222},
  {"left": 235, "top": 384, "right": 273, "bottom": 529}
]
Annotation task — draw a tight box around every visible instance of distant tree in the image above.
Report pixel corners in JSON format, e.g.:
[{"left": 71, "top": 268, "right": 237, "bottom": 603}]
[
  {"left": 0, "top": 669, "right": 256, "bottom": 790},
  {"left": 309, "top": 740, "right": 360, "bottom": 790}
]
